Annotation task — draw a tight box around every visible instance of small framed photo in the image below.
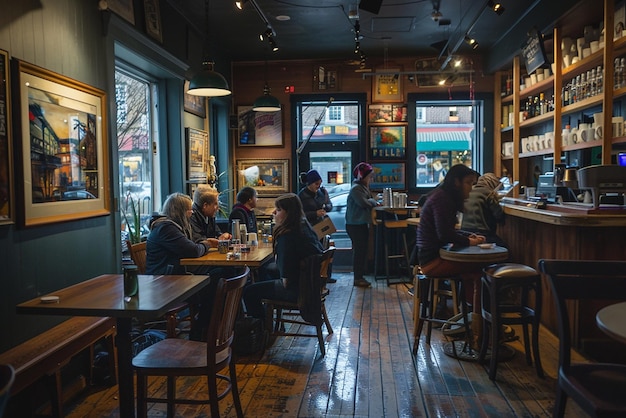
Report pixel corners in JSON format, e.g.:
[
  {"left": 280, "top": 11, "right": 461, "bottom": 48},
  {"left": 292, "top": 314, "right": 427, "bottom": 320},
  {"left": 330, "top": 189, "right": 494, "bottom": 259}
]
[
  {"left": 372, "top": 67, "right": 403, "bottom": 103},
  {"left": 369, "top": 125, "right": 407, "bottom": 159},
  {"left": 186, "top": 128, "right": 208, "bottom": 182},
  {"left": 368, "top": 104, "right": 393, "bottom": 123},
  {"left": 184, "top": 80, "right": 206, "bottom": 118},
  {"left": 313, "top": 66, "right": 339, "bottom": 91},
  {"left": 370, "top": 162, "right": 406, "bottom": 191},
  {"left": 143, "top": 0, "right": 163, "bottom": 43},
  {"left": 392, "top": 104, "right": 407, "bottom": 122},
  {"left": 237, "top": 106, "right": 283, "bottom": 147},
  {"left": 236, "top": 159, "right": 289, "bottom": 196}
]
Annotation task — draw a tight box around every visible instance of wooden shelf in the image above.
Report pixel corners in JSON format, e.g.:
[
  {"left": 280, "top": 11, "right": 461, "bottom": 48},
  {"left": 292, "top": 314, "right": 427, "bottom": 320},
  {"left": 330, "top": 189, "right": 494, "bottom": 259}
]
[
  {"left": 520, "top": 111, "right": 554, "bottom": 128},
  {"left": 561, "top": 95, "right": 603, "bottom": 116},
  {"left": 562, "top": 139, "right": 602, "bottom": 152},
  {"left": 519, "top": 75, "right": 555, "bottom": 97},
  {"left": 519, "top": 149, "right": 553, "bottom": 159}
]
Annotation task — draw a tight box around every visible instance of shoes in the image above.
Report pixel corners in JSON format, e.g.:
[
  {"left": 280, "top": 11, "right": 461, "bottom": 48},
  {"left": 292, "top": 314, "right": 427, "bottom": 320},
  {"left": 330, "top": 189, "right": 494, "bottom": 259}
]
[
  {"left": 353, "top": 278, "right": 372, "bottom": 288},
  {"left": 326, "top": 277, "right": 337, "bottom": 283}
]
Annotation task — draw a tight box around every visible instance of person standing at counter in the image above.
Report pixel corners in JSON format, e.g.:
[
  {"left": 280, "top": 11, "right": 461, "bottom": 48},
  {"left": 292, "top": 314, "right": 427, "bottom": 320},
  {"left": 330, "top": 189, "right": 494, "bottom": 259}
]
[
  {"left": 298, "top": 169, "right": 332, "bottom": 226},
  {"left": 243, "top": 193, "right": 323, "bottom": 320},
  {"left": 461, "top": 172, "right": 508, "bottom": 248},
  {"left": 345, "top": 162, "right": 378, "bottom": 288}
]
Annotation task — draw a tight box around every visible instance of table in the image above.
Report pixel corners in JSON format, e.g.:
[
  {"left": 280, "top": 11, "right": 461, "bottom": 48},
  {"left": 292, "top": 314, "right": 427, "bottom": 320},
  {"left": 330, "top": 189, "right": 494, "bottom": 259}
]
[
  {"left": 16, "top": 274, "right": 211, "bottom": 418},
  {"left": 180, "top": 245, "right": 274, "bottom": 268},
  {"left": 438, "top": 244, "right": 509, "bottom": 361},
  {"left": 596, "top": 301, "right": 626, "bottom": 344}
]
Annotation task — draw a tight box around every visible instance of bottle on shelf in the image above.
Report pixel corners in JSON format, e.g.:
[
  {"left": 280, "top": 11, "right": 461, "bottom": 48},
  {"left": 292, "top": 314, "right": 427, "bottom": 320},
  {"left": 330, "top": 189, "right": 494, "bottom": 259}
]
[{"left": 596, "top": 65, "right": 603, "bottom": 94}]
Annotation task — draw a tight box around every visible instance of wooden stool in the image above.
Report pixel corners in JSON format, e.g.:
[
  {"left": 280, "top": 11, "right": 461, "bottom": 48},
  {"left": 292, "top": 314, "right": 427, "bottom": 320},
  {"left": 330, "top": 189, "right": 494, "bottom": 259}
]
[
  {"left": 479, "top": 263, "right": 544, "bottom": 381},
  {"left": 379, "top": 219, "right": 411, "bottom": 285},
  {"left": 412, "top": 266, "right": 460, "bottom": 355}
]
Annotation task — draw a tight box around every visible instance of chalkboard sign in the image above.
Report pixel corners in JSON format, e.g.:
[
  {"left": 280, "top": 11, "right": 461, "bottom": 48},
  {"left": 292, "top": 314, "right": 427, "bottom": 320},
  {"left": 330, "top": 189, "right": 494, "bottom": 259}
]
[{"left": 521, "top": 27, "right": 549, "bottom": 75}]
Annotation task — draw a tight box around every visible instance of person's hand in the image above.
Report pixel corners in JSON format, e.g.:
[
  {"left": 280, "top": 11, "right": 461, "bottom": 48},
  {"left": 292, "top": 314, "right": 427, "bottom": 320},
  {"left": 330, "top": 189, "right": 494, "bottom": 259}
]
[
  {"left": 468, "top": 234, "right": 486, "bottom": 246},
  {"left": 316, "top": 209, "right": 326, "bottom": 217},
  {"left": 218, "top": 232, "right": 231, "bottom": 241},
  {"left": 206, "top": 238, "right": 219, "bottom": 248}
]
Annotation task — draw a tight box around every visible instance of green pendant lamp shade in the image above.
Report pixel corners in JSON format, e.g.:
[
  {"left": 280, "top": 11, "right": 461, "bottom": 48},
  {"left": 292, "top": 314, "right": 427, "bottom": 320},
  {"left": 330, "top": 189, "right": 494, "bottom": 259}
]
[
  {"left": 252, "top": 83, "right": 281, "bottom": 112},
  {"left": 187, "top": 60, "right": 231, "bottom": 97}
]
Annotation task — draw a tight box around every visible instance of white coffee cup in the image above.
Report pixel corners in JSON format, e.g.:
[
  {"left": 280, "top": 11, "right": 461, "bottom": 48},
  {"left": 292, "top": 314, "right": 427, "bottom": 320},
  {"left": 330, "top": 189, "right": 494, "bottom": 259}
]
[
  {"left": 590, "top": 41, "right": 600, "bottom": 53},
  {"left": 581, "top": 128, "right": 595, "bottom": 142},
  {"left": 595, "top": 125, "right": 603, "bottom": 140},
  {"left": 570, "top": 128, "right": 579, "bottom": 144}
]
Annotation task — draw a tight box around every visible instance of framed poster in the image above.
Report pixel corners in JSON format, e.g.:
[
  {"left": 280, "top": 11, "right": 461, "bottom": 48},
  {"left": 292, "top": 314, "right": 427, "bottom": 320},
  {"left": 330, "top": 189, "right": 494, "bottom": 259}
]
[
  {"left": 143, "top": 0, "right": 163, "bottom": 43},
  {"left": 392, "top": 104, "right": 407, "bottom": 121},
  {"left": 186, "top": 127, "right": 208, "bottom": 182},
  {"left": 369, "top": 125, "right": 406, "bottom": 159},
  {"left": 370, "top": 162, "right": 406, "bottom": 191},
  {"left": 368, "top": 104, "right": 392, "bottom": 123},
  {"left": 106, "top": 0, "right": 135, "bottom": 24},
  {"left": 237, "top": 106, "right": 283, "bottom": 147},
  {"left": 372, "top": 68, "right": 403, "bottom": 102},
  {"left": 184, "top": 80, "right": 206, "bottom": 117},
  {"left": 14, "top": 60, "right": 110, "bottom": 226},
  {"left": 236, "top": 159, "right": 288, "bottom": 196},
  {"left": 0, "top": 49, "right": 14, "bottom": 224},
  {"left": 313, "top": 65, "right": 339, "bottom": 91}
]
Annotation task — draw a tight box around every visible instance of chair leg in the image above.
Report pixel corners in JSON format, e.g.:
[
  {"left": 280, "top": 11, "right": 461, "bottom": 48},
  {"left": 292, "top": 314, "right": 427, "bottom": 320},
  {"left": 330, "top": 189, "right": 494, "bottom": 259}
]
[
  {"left": 166, "top": 376, "right": 175, "bottom": 417},
  {"left": 208, "top": 371, "right": 220, "bottom": 418},
  {"left": 317, "top": 325, "right": 326, "bottom": 357},
  {"left": 554, "top": 385, "right": 568, "bottom": 418},
  {"left": 229, "top": 360, "right": 244, "bottom": 418},
  {"left": 532, "top": 283, "right": 544, "bottom": 378},
  {"left": 321, "top": 302, "right": 333, "bottom": 334},
  {"left": 136, "top": 373, "right": 147, "bottom": 418}
]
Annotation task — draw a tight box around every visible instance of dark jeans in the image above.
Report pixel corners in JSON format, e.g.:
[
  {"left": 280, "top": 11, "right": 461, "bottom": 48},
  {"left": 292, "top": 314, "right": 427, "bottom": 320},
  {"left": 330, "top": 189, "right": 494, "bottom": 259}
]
[
  {"left": 346, "top": 223, "right": 370, "bottom": 282},
  {"left": 242, "top": 279, "right": 297, "bottom": 319}
]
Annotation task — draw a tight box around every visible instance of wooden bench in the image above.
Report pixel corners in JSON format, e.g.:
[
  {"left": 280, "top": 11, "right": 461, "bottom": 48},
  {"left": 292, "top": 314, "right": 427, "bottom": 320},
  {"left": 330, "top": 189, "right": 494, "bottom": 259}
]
[{"left": 0, "top": 316, "right": 117, "bottom": 417}]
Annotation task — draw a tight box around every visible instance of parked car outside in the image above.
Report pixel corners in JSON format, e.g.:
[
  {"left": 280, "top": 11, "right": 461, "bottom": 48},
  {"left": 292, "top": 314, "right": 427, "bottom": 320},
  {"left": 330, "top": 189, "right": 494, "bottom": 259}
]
[
  {"left": 326, "top": 191, "right": 348, "bottom": 232},
  {"left": 325, "top": 183, "right": 351, "bottom": 197}
]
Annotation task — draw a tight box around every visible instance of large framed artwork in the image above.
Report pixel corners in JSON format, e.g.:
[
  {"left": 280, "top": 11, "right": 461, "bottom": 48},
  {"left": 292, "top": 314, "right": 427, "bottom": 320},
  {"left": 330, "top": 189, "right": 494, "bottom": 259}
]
[
  {"left": 369, "top": 124, "right": 406, "bottom": 159},
  {"left": 185, "top": 127, "right": 208, "bottom": 182},
  {"left": 14, "top": 60, "right": 110, "bottom": 227},
  {"left": 370, "top": 162, "right": 406, "bottom": 191},
  {"left": 184, "top": 80, "right": 206, "bottom": 117},
  {"left": 0, "top": 49, "right": 13, "bottom": 225},
  {"left": 237, "top": 106, "right": 283, "bottom": 147},
  {"left": 372, "top": 68, "right": 403, "bottom": 102},
  {"left": 236, "top": 159, "right": 288, "bottom": 196}
]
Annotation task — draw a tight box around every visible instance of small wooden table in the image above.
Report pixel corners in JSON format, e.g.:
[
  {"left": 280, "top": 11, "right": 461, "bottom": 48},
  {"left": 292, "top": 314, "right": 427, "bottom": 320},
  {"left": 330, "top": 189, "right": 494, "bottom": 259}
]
[
  {"left": 596, "top": 301, "right": 626, "bottom": 344},
  {"left": 438, "top": 244, "right": 509, "bottom": 361},
  {"left": 180, "top": 245, "right": 274, "bottom": 268},
  {"left": 16, "top": 274, "right": 211, "bottom": 418}
]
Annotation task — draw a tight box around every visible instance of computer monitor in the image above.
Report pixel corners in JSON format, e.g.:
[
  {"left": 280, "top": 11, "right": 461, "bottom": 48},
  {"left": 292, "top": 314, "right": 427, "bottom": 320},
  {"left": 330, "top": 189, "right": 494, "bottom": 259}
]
[{"left": 618, "top": 152, "right": 626, "bottom": 167}]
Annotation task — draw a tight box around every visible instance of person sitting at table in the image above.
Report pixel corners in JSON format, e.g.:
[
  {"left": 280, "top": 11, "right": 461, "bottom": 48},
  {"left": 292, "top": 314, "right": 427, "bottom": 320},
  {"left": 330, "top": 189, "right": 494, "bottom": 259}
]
[
  {"left": 145, "top": 192, "right": 216, "bottom": 340},
  {"left": 242, "top": 193, "right": 323, "bottom": 321},
  {"left": 297, "top": 169, "right": 332, "bottom": 226},
  {"left": 229, "top": 186, "right": 258, "bottom": 234},
  {"left": 346, "top": 162, "right": 378, "bottom": 288},
  {"left": 461, "top": 172, "right": 508, "bottom": 248},
  {"left": 416, "top": 164, "right": 486, "bottom": 328},
  {"left": 189, "top": 185, "right": 231, "bottom": 245}
]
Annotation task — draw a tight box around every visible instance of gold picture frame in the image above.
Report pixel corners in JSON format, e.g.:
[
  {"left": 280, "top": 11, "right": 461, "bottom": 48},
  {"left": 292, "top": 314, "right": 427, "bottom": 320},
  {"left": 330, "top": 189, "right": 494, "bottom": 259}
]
[
  {"left": 372, "top": 67, "right": 403, "bottom": 103},
  {"left": 186, "top": 127, "right": 208, "bottom": 182},
  {"left": 236, "top": 159, "right": 289, "bottom": 196},
  {"left": 0, "top": 49, "right": 14, "bottom": 225},
  {"left": 14, "top": 60, "right": 110, "bottom": 227}
]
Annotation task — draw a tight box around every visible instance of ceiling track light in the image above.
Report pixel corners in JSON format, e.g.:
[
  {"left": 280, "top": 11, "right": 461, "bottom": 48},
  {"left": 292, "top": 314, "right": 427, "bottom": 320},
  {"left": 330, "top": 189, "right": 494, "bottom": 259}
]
[
  {"left": 487, "top": 0, "right": 505, "bottom": 16},
  {"left": 259, "top": 27, "right": 273, "bottom": 42},
  {"left": 464, "top": 35, "right": 478, "bottom": 50},
  {"left": 234, "top": 0, "right": 249, "bottom": 10},
  {"left": 269, "top": 38, "right": 278, "bottom": 52}
]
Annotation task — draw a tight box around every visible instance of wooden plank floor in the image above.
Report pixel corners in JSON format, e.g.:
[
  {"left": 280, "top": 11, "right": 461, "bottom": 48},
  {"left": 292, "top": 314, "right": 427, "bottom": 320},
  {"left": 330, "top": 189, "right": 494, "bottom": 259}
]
[{"left": 64, "top": 271, "right": 587, "bottom": 417}]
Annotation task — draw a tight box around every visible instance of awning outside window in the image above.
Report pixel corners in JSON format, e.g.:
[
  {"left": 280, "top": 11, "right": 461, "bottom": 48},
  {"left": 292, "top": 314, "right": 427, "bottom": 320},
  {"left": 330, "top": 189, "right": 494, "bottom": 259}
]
[{"left": 416, "top": 126, "right": 472, "bottom": 151}]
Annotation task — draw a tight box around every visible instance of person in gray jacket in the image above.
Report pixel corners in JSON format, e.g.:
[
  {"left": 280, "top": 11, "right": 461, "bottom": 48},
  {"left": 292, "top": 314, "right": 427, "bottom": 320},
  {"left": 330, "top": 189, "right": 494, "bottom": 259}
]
[
  {"left": 461, "top": 172, "right": 507, "bottom": 248},
  {"left": 345, "top": 162, "right": 379, "bottom": 287}
]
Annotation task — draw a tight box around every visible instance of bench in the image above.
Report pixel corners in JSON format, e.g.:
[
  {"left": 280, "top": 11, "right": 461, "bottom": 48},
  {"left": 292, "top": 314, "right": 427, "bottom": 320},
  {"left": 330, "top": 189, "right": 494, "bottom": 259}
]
[{"left": 0, "top": 316, "right": 117, "bottom": 417}]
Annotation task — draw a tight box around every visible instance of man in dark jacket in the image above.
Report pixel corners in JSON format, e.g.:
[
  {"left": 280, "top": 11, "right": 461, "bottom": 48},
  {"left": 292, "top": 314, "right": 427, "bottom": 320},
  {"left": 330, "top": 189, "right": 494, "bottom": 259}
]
[
  {"left": 189, "top": 185, "right": 231, "bottom": 244},
  {"left": 229, "top": 186, "right": 258, "bottom": 233}
]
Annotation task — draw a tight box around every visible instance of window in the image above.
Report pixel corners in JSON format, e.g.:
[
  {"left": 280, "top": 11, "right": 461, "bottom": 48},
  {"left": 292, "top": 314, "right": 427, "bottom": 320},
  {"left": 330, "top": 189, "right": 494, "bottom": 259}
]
[{"left": 325, "top": 105, "right": 344, "bottom": 123}]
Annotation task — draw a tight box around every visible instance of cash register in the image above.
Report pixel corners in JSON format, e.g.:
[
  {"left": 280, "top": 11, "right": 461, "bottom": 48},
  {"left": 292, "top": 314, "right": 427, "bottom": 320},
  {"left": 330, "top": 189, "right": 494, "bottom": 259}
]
[{"left": 577, "top": 165, "right": 626, "bottom": 208}]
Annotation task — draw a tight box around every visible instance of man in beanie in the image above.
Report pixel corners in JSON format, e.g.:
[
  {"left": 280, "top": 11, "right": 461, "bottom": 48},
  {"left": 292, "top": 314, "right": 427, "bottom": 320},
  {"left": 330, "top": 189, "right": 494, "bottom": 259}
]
[
  {"left": 297, "top": 169, "right": 332, "bottom": 226},
  {"left": 461, "top": 172, "right": 507, "bottom": 248},
  {"left": 345, "top": 162, "right": 378, "bottom": 287}
]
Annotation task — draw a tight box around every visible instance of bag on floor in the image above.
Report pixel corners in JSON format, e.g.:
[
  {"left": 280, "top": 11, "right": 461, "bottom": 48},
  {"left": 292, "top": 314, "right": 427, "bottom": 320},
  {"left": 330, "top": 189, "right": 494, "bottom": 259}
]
[{"left": 233, "top": 316, "right": 267, "bottom": 355}]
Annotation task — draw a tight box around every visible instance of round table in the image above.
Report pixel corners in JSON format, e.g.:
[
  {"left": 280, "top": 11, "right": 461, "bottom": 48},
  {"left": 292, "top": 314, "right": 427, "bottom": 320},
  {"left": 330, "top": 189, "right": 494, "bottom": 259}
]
[
  {"left": 596, "top": 301, "right": 626, "bottom": 344},
  {"left": 438, "top": 244, "right": 510, "bottom": 361}
]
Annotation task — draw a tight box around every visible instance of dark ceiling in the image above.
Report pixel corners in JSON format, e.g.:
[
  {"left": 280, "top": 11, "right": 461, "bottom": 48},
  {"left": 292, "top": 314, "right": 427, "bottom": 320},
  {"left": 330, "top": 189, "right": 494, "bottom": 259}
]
[{"left": 168, "top": 0, "right": 585, "bottom": 73}]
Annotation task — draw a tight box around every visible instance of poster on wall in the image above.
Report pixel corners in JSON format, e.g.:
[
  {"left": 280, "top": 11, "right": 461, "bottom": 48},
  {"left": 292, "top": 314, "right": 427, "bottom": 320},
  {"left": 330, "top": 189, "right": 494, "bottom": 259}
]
[
  {"left": 186, "top": 128, "right": 208, "bottom": 182},
  {"left": 369, "top": 125, "right": 406, "bottom": 159},
  {"left": 370, "top": 162, "right": 406, "bottom": 190},
  {"left": 237, "top": 106, "right": 283, "bottom": 147}
]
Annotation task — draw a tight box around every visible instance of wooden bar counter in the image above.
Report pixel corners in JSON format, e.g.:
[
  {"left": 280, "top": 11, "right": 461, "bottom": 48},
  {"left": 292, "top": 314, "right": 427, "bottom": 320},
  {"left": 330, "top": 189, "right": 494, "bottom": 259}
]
[{"left": 498, "top": 197, "right": 626, "bottom": 360}]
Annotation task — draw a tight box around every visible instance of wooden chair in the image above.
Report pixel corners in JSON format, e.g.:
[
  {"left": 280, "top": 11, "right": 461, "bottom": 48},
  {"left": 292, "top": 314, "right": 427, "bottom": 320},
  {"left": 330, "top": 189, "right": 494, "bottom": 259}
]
[
  {"left": 133, "top": 267, "right": 249, "bottom": 418},
  {"left": 126, "top": 240, "right": 191, "bottom": 338},
  {"left": 262, "top": 248, "right": 335, "bottom": 357},
  {"left": 0, "top": 364, "right": 15, "bottom": 418},
  {"left": 538, "top": 259, "right": 626, "bottom": 418}
]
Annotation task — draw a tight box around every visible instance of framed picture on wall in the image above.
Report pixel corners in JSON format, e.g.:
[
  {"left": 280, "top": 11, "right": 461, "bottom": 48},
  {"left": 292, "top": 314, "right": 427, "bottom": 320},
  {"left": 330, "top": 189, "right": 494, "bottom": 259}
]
[
  {"left": 184, "top": 80, "right": 206, "bottom": 117},
  {"left": 369, "top": 162, "right": 406, "bottom": 190},
  {"left": 14, "top": 59, "right": 110, "bottom": 226},
  {"left": 236, "top": 159, "right": 288, "bottom": 196},
  {"left": 143, "top": 0, "right": 163, "bottom": 42},
  {"left": 392, "top": 104, "right": 407, "bottom": 121},
  {"left": 368, "top": 104, "right": 393, "bottom": 123},
  {"left": 372, "top": 67, "right": 403, "bottom": 102},
  {"left": 186, "top": 127, "right": 208, "bottom": 182},
  {"left": 237, "top": 106, "right": 283, "bottom": 146},
  {"left": 105, "top": 0, "right": 135, "bottom": 24},
  {"left": 0, "top": 49, "right": 14, "bottom": 225},
  {"left": 369, "top": 124, "right": 406, "bottom": 159}
]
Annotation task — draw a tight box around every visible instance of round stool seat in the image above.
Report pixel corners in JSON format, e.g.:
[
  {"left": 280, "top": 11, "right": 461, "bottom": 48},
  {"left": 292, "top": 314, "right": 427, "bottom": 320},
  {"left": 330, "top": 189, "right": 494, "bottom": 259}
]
[{"left": 486, "top": 263, "right": 538, "bottom": 278}]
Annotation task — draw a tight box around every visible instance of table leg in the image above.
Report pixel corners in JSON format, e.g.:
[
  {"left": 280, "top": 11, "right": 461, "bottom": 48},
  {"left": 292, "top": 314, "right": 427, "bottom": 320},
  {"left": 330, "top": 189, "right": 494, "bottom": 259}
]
[{"left": 116, "top": 317, "right": 135, "bottom": 418}]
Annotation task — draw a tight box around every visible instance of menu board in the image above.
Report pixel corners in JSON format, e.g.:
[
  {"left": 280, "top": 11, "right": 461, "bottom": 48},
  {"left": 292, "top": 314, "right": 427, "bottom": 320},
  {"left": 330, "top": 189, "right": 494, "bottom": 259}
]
[{"left": 521, "top": 28, "right": 548, "bottom": 75}]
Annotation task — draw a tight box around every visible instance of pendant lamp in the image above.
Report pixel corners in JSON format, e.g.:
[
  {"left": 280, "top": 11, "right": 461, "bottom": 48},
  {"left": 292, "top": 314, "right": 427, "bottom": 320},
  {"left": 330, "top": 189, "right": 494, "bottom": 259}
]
[
  {"left": 252, "top": 61, "right": 281, "bottom": 112},
  {"left": 187, "top": 0, "right": 231, "bottom": 97}
]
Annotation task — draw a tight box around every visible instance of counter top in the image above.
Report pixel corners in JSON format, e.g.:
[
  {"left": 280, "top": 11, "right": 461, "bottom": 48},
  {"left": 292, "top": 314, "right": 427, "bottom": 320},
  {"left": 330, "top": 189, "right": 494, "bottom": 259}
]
[{"left": 500, "top": 197, "right": 626, "bottom": 226}]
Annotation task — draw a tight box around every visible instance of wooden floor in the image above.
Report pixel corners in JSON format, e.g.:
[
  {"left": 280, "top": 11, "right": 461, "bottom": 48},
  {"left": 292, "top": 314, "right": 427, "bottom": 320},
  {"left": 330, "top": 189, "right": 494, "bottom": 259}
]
[{"left": 64, "top": 271, "right": 587, "bottom": 418}]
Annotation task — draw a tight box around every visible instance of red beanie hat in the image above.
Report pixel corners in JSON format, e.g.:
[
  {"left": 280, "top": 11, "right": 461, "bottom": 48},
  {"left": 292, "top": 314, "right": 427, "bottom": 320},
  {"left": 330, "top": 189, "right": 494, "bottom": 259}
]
[{"left": 353, "top": 162, "right": 373, "bottom": 180}]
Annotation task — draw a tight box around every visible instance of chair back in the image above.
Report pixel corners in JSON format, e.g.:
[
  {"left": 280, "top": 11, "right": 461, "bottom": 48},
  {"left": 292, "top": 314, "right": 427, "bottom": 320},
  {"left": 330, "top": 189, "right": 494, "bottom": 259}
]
[
  {"left": 297, "top": 253, "right": 324, "bottom": 325},
  {"left": 127, "top": 240, "right": 147, "bottom": 274},
  {"left": 538, "top": 259, "right": 626, "bottom": 370},
  {"left": 206, "top": 267, "right": 250, "bottom": 361},
  {"left": 0, "top": 364, "right": 15, "bottom": 417},
  {"left": 320, "top": 247, "right": 335, "bottom": 283}
]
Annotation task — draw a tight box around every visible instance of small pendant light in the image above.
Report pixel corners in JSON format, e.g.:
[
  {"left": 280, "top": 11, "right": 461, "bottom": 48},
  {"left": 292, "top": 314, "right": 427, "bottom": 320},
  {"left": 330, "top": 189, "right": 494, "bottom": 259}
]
[
  {"left": 187, "top": 0, "right": 231, "bottom": 97},
  {"left": 252, "top": 61, "right": 280, "bottom": 112}
]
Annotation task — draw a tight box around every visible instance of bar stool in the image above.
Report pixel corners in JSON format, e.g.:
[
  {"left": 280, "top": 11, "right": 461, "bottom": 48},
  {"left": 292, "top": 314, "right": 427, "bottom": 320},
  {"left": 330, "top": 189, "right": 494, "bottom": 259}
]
[
  {"left": 381, "top": 218, "right": 411, "bottom": 285},
  {"left": 412, "top": 266, "right": 460, "bottom": 355},
  {"left": 479, "top": 263, "right": 544, "bottom": 381}
]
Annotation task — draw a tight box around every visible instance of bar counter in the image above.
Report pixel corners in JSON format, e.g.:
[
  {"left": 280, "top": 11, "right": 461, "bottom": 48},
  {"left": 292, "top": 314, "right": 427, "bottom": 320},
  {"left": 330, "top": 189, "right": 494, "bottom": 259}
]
[{"left": 498, "top": 197, "right": 626, "bottom": 360}]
